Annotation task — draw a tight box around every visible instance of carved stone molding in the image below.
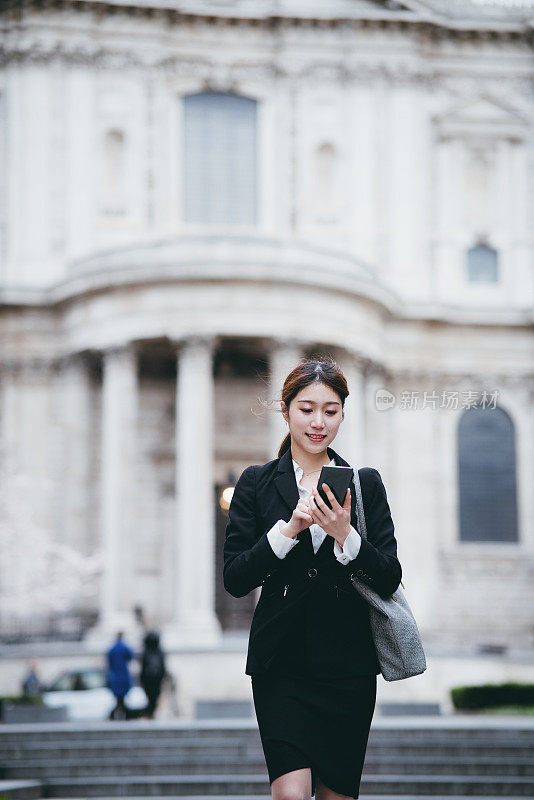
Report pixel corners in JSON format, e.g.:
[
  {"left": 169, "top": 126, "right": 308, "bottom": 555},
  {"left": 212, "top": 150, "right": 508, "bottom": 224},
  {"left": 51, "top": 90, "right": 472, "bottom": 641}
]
[
  {"left": 0, "top": 43, "right": 438, "bottom": 90},
  {"left": 0, "top": 356, "right": 56, "bottom": 379},
  {"left": 174, "top": 334, "right": 219, "bottom": 355},
  {"left": 391, "top": 368, "right": 534, "bottom": 389},
  {"left": 157, "top": 56, "right": 215, "bottom": 79},
  {"left": 3, "top": 0, "right": 534, "bottom": 39}
]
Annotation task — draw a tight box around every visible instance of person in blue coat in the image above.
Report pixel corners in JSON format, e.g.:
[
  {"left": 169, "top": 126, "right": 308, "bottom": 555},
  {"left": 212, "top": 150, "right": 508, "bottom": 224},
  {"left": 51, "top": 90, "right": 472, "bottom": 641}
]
[{"left": 106, "top": 631, "right": 133, "bottom": 720}]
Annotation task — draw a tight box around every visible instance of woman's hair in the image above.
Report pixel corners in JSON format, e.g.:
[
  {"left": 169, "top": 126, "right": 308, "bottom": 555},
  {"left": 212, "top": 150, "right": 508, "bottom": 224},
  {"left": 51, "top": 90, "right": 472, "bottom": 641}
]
[{"left": 277, "top": 358, "right": 349, "bottom": 458}]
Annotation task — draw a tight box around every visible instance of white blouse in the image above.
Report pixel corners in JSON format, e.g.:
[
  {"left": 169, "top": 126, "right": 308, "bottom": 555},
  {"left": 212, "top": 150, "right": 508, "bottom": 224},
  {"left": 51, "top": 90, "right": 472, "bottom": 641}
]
[{"left": 266, "top": 458, "right": 362, "bottom": 566}]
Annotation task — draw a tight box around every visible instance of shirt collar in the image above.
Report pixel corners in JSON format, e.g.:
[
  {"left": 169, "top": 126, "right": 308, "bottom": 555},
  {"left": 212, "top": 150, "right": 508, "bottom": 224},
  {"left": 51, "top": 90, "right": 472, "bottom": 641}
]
[{"left": 292, "top": 457, "right": 335, "bottom": 479}]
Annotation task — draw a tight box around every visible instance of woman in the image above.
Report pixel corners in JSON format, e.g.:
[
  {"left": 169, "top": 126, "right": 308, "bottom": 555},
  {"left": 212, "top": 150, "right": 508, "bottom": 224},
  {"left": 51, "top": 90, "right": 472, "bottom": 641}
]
[
  {"left": 223, "top": 358, "right": 402, "bottom": 800},
  {"left": 140, "top": 630, "right": 166, "bottom": 719}
]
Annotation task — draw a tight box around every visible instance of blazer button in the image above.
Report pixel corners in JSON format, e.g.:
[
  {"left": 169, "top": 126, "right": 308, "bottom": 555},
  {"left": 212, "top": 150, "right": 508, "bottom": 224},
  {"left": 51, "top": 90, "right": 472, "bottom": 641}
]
[{"left": 307, "top": 568, "right": 318, "bottom": 578}]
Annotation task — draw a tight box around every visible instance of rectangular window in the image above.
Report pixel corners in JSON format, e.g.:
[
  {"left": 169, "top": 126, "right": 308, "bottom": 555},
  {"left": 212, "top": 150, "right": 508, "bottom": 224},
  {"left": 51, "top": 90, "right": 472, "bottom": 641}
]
[{"left": 183, "top": 92, "right": 257, "bottom": 225}]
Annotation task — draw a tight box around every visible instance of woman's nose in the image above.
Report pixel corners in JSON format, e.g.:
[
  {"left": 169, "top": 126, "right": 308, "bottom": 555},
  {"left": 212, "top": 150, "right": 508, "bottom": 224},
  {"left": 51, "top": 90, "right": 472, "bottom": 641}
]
[{"left": 311, "top": 414, "right": 324, "bottom": 428}]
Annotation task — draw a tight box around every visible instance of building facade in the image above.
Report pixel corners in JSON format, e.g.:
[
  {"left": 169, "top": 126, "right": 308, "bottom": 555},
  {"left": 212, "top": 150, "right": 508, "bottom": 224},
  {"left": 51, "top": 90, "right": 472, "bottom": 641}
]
[{"left": 1, "top": 0, "right": 533, "bottom": 710}]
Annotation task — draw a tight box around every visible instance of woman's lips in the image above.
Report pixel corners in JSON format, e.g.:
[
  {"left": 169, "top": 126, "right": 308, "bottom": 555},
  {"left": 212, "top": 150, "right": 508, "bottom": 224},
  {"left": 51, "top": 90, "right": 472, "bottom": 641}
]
[{"left": 306, "top": 433, "right": 326, "bottom": 441}]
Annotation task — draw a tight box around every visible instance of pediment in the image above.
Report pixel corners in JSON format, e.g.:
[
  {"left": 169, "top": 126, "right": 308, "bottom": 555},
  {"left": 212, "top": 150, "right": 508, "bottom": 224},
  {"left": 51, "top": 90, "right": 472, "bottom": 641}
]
[{"left": 435, "top": 94, "right": 529, "bottom": 140}]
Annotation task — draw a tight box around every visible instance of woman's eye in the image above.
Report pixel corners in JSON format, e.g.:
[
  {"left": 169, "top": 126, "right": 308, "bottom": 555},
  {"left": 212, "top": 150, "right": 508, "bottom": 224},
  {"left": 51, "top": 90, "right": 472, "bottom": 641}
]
[{"left": 300, "top": 409, "right": 337, "bottom": 416}]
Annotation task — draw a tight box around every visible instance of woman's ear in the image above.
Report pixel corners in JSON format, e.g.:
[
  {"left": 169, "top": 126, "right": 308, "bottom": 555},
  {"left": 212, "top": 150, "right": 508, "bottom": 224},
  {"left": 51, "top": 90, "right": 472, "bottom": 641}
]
[{"left": 280, "top": 401, "right": 289, "bottom": 424}]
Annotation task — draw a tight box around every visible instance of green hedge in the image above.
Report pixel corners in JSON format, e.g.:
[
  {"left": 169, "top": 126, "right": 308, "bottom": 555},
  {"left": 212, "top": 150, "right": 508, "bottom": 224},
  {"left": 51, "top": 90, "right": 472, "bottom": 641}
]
[
  {"left": 0, "top": 694, "right": 44, "bottom": 706},
  {"left": 451, "top": 682, "right": 534, "bottom": 710}
]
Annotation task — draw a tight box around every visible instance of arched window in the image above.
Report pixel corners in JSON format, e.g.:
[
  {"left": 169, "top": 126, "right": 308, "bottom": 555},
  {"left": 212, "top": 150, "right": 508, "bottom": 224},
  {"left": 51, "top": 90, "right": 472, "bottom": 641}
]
[
  {"left": 458, "top": 406, "right": 518, "bottom": 542},
  {"left": 309, "top": 141, "right": 340, "bottom": 224},
  {"left": 466, "top": 242, "right": 499, "bottom": 283},
  {"left": 183, "top": 92, "right": 257, "bottom": 225},
  {"left": 316, "top": 143, "right": 337, "bottom": 200},
  {"left": 100, "top": 129, "right": 126, "bottom": 215},
  {"left": 464, "top": 146, "right": 492, "bottom": 226}
]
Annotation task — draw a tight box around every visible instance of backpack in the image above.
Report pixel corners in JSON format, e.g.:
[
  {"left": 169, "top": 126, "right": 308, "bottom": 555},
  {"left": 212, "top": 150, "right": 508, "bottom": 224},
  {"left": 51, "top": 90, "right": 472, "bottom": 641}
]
[{"left": 143, "top": 650, "right": 164, "bottom": 680}]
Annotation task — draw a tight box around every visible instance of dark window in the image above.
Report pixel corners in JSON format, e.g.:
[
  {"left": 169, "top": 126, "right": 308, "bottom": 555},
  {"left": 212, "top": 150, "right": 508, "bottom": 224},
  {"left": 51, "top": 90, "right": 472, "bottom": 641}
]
[
  {"left": 183, "top": 92, "right": 257, "bottom": 225},
  {"left": 466, "top": 242, "right": 499, "bottom": 283},
  {"left": 458, "top": 406, "right": 518, "bottom": 542},
  {"left": 215, "top": 483, "right": 256, "bottom": 631}
]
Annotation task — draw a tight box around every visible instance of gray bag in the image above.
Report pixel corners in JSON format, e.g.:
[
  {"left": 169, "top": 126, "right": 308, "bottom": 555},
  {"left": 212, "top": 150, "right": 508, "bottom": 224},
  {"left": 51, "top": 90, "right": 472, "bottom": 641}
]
[{"left": 350, "top": 469, "right": 427, "bottom": 681}]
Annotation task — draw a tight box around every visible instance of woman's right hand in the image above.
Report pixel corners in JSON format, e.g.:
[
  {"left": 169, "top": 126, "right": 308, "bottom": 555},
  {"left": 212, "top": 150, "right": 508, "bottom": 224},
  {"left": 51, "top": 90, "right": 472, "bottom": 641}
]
[{"left": 280, "top": 500, "right": 313, "bottom": 539}]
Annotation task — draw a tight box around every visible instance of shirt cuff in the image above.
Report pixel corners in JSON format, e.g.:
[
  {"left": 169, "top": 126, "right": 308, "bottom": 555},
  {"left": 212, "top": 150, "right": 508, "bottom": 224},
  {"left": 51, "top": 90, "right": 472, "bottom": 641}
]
[
  {"left": 334, "top": 526, "right": 362, "bottom": 565},
  {"left": 267, "top": 520, "right": 300, "bottom": 559}
]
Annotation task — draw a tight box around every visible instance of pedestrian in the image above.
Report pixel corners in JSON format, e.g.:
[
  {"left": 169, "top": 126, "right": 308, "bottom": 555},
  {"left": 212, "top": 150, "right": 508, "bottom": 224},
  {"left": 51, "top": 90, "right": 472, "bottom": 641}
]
[
  {"left": 140, "top": 630, "right": 166, "bottom": 719},
  {"left": 223, "top": 358, "right": 402, "bottom": 800},
  {"left": 106, "top": 631, "right": 133, "bottom": 720},
  {"left": 21, "top": 660, "right": 41, "bottom": 698}
]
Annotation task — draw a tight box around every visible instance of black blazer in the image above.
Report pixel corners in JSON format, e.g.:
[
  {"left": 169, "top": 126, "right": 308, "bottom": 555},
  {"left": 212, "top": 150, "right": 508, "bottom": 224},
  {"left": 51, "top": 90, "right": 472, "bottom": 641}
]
[{"left": 223, "top": 445, "right": 402, "bottom": 676}]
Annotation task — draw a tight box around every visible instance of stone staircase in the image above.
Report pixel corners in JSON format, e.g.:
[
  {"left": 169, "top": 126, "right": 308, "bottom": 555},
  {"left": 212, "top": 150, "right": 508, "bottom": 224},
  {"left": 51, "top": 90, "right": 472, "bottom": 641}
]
[{"left": 1, "top": 717, "right": 534, "bottom": 798}]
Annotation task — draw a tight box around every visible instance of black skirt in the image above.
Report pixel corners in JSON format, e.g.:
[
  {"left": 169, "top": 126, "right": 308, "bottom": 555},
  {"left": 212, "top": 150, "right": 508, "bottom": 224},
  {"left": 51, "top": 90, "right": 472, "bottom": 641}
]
[
  {"left": 251, "top": 578, "right": 378, "bottom": 798},
  {"left": 252, "top": 671, "right": 376, "bottom": 798}
]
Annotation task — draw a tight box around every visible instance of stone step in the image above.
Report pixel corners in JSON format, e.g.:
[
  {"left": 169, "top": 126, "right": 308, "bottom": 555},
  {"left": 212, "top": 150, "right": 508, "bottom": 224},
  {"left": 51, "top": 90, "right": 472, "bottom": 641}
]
[
  {"left": 41, "top": 797, "right": 534, "bottom": 800},
  {"left": 0, "top": 736, "right": 252, "bottom": 749},
  {"left": 1, "top": 720, "right": 534, "bottom": 744},
  {"left": 6, "top": 754, "right": 534, "bottom": 780},
  {"left": 42, "top": 796, "right": 534, "bottom": 800},
  {"left": 2, "top": 728, "right": 534, "bottom": 747},
  {"left": 4, "top": 736, "right": 534, "bottom": 754},
  {"left": 42, "top": 797, "right": 534, "bottom": 800},
  {"left": 43, "top": 773, "right": 534, "bottom": 798},
  {"left": 0, "top": 780, "right": 42, "bottom": 799},
  {"left": 4, "top": 739, "right": 534, "bottom": 761}
]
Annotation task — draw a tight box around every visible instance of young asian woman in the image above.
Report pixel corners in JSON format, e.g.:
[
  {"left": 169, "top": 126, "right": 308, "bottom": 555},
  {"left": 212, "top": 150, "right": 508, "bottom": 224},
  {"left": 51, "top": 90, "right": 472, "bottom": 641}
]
[{"left": 223, "top": 358, "right": 402, "bottom": 800}]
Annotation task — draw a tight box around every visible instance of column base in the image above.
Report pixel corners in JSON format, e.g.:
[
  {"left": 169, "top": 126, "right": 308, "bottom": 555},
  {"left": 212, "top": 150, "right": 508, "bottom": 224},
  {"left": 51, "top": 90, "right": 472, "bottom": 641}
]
[
  {"left": 84, "top": 613, "right": 144, "bottom": 651},
  {"left": 162, "top": 613, "right": 222, "bottom": 649}
]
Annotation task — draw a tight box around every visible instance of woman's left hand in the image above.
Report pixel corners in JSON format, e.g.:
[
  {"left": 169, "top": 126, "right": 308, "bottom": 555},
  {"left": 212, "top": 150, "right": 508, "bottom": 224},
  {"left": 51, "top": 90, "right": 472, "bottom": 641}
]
[{"left": 308, "top": 484, "right": 351, "bottom": 546}]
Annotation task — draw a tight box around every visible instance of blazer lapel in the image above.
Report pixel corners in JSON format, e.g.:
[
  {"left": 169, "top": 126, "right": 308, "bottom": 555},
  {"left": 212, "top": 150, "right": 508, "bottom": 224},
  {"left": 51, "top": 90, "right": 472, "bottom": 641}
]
[
  {"left": 274, "top": 448, "right": 313, "bottom": 555},
  {"left": 274, "top": 448, "right": 300, "bottom": 512}
]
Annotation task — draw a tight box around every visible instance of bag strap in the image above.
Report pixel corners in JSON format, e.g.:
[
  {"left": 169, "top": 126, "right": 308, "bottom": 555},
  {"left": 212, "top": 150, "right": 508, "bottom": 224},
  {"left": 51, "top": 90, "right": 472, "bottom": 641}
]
[
  {"left": 353, "top": 467, "right": 406, "bottom": 590},
  {"left": 351, "top": 469, "right": 368, "bottom": 542}
]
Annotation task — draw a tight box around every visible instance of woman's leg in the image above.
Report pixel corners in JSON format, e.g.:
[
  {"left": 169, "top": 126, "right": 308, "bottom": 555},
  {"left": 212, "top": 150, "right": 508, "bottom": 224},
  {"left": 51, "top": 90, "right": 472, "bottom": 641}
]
[
  {"left": 315, "top": 777, "right": 353, "bottom": 800},
  {"left": 271, "top": 767, "right": 312, "bottom": 800}
]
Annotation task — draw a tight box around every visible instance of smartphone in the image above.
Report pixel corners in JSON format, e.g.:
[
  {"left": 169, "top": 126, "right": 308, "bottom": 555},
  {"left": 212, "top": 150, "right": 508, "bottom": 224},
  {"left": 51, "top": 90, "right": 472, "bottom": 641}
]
[{"left": 316, "top": 465, "right": 354, "bottom": 509}]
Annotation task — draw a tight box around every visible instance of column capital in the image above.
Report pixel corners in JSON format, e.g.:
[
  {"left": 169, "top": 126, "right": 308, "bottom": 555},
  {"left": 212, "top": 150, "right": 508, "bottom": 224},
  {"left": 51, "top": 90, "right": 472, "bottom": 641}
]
[
  {"left": 54, "top": 350, "right": 100, "bottom": 375},
  {"left": 0, "top": 356, "right": 55, "bottom": 380},
  {"left": 335, "top": 348, "right": 374, "bottom": 375},
  {"left": 100, "top": 342, "right": 139, "bottom": 360},
  {"left": 173, "top": 334, "right": 218, "bottom": 355},
  {"left": 269, "top": 336, "right": 306, "bottom": 355}
]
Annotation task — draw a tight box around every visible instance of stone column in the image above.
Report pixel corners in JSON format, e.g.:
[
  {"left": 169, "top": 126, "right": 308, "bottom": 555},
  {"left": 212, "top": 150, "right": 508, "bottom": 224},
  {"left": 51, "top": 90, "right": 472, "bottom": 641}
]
[
  {"left": 170, "top": 336, "right": 221, "bottom": 644},
  {"left": 268, "top": 339, "right": 305, "bottom": 459},
  {"left": 334, "top": 352, "right": 368, "bottom": 467},
  {"left": 53, "top": 353, "right": 94, "bottom": 555},
  {"left": 0, "top": 363, "right": 19, "bottom": 472},
  {"left": 96, "top": 345, "right": 139, "bottom": 636}
]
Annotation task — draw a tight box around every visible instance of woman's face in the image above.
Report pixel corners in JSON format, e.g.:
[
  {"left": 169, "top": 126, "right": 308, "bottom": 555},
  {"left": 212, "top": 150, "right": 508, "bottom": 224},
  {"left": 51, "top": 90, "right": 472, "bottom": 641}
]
[{"left": 281, "top": 381, "right": 343, "bottom": 455}]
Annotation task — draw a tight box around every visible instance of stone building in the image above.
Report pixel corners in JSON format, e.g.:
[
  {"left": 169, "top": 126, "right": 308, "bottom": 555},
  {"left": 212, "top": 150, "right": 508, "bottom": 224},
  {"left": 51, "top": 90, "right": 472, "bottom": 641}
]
[{"left": 0, "top": 0, "right": 533, "bottom": 712}]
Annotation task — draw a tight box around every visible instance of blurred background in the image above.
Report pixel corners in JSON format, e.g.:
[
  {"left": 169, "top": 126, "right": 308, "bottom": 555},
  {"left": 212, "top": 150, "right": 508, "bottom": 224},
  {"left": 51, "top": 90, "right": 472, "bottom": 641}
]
[{"left": 0, "top": 0, "right": 533, "bottom": 720}]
